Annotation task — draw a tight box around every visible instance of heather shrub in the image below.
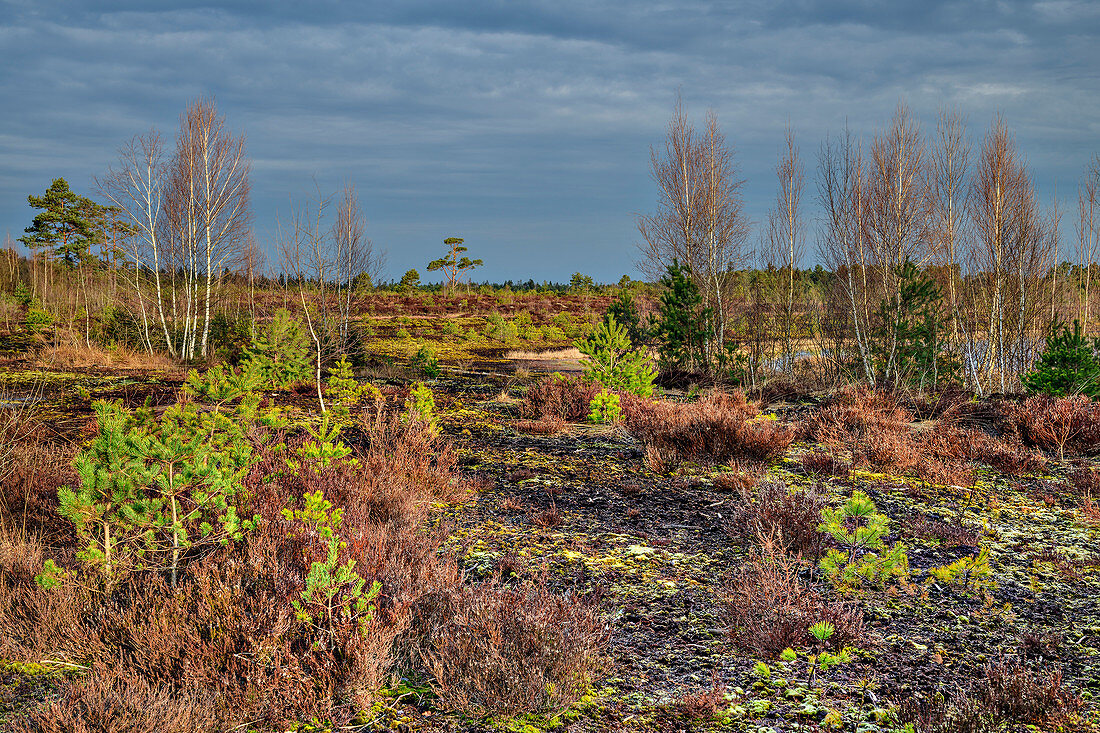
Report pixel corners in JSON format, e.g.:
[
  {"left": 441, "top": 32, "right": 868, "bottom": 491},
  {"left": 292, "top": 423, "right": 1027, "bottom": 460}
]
[
  {"left": 726, "top": 542, "right": 863, "bottom": 656},
  {"left": 410, "top": 578, "right": 607, "bottom": 714},
  {"left": 521, "top": 372, "right": 601, "bottom": 422},
  {"left": 1009, "top": 395, "right": 1100, "bottom": 460},
  {"left": 806, "top": 385, "right": 911, "bottom": 446},
  {"left": 727, "top": 480, "right": 827, "bottom": 558},
  {"left": 6, "top": 667, "right": 218, "bottom": 733},
  {"left": 900, "top": 658, "right": 1081, "bottom": 732},
  {"left": 624, "top": 390, "right": 794, "bottom": 465}
]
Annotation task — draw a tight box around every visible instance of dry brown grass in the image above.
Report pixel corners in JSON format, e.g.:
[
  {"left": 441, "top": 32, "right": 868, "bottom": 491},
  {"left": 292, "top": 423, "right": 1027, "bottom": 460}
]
[
  {"left": 505, "top": 347, "right": 584, "bottom": 362},
  {"left": 35, "top": 342, "right": 178, "bottom": 372}
]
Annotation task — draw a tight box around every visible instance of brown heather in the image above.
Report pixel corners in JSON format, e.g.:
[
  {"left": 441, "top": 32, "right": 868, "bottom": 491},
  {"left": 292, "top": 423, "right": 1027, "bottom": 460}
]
[{"left": 0, "top": 406, "right": 607, "bottom": 728}]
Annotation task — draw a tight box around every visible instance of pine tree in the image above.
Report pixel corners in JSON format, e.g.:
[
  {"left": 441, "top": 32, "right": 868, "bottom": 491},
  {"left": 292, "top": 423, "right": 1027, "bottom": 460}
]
[
  {"left": 576, "top": 314, "right": 656, "bottom": 396},
  {"left": 606, "top": 289, "right": 647, "bottom": 346},
  {"left": 242, "top": 309, "right": 312, "bottom": 388},
  {"left": 654, "top": 260, "right": 711, "bottom": 374},
  {"left": 20, "top": 178, "right": 101, "bottom": 268},
  {"left": 1021, "top": 320, "right": 1100, "bottom": 398}
]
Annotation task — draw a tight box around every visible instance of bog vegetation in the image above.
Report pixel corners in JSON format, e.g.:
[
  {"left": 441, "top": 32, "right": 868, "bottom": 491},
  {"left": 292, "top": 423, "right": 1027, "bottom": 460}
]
[{"left": 1, "top": 96, "right": 1099, "bottom": 731}]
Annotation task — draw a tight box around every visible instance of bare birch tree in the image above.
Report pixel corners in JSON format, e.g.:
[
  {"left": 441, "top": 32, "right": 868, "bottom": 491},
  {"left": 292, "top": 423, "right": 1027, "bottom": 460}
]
[
  {"left": 637, "top": 96, "right": 749, "bottom": 365},
  {"left": 1077, "top": 155, "right": 1099, "bottom": 328},
  {"left": 97, "top": 131, "right": 175, "bottom": 354},
  {"left": 866, "top": 105, "right": 933, "bottom": 383},
  {"left": 763, "top": 126, "right": 805, "bottom": 373},
  {"left": 162, "top": 97, "right": 251, "bottom": 359},
  {"left": 929, "top": 109, "right": 970, "bottom": 347},
  {"left": 818, "top": 129, "right": 874, "bottom": 382}
]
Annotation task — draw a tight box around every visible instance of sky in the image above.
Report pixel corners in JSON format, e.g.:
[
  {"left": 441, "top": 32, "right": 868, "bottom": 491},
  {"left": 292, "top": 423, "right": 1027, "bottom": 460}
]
[{"left": 1, "top": 1, "right": 1098, "bottom": 283}]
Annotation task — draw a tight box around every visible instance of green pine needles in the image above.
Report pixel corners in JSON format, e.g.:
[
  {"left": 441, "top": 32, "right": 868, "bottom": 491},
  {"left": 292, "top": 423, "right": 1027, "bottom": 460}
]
[
  {"left": 818, "top": 490, "right": 908, "bottom": 591},
  {"left": 576, "top": 314, "right": 656, "bottom": 397},
  {"left": 1021, "top": 319, "right": 1100, "bottom": 398},
  {"left": 654, "top": 260, "right": 711, "bottom": 374},
  {"left": 56, "top": 366, "right": 283, "bottom": 586},
  {"left": 587, "top": 389, "right": 622, "bottom": 424},
  {"left": 242, "top": 309, "right": 312, "bottom": 389},
  {"left": 282, "top": 490, "right": 381, "bottom": 641}
]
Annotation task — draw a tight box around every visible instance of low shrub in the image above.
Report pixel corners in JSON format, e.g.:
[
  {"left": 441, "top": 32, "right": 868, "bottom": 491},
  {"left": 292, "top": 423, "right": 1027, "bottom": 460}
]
[
  {"left": 0, "top": 377, "right": 606, "bottom": 726},
  {"left": 521, "top": 373, "right": 601, "bottom": 423},
  {"left": 818, "top": 490, "right": 909, "bottom": 591},
  {"left": 726, "top": 480, "right": 827, "bottom": 558},
  {"left": 7, "top": 666, "right": 218, "bottom": 733},
  {"left": 405, "top": 578, "right": 607, "bottom": 715},
  {"left": 624, "top": 390, "right": 794, "bottom": 465},
  {"left": 1009, "top": 395, "right": 1100, "bottom": 460},
  {"left": 900, "top": 658, "right": 1080, "bottom": 732},
  {"left": 809, "top": 386, "right": 1045, "bottom": 485},
  {"left": 726, "top": 543, "right": 863, "bottom": 656}
]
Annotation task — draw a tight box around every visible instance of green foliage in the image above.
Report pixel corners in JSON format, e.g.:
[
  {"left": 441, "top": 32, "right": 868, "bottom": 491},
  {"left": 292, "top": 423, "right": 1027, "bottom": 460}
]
[
  {"left": 874, "top": 260, "right": 958, "bottom": 388},
  {"left": 283, "top": 491, "right": 381, "bottom": 640},
  {"left": 1021, "top": 319, "right": 1100, "bottom": 398},
  {"left": 34, "top": 559, "right": 66, "bottom": 590},
  {"left": 242, "top": 309, "right": 312, "bottom": 388},
  {"left": 576, "top": 314, "right": 656, "bottom": 397},
  {"left": 57, "top": 384, "right": 268, "bottom": 585},
  {"left": 654, "top": 260, "right": 711, "bottom": 373},
  {"left": 427, "top": 237, "right": 483, "bottom": 291},
  {"left": 411, "top": 344, "right": 441, "bottom": 378},
  {"left": 587, "top": 389, "right": 621, "bottom": 424},
  {"left": 927, "top": 548, "right": 993, "bottom": 592},
  {"left": 292, "top": 414, "right": 353, "bottom": 470},
  {"left": 606, "top": 289, "right": 647, "bottom": 347},
  {"left": 398, "top": 269, "right": 421, "bottom": 291},
  {"left": 19, "top": 178, "right": 104, "bottom": 268},
  {"left": 13, "top": 281, "right": 31, "bottom": 308},
  {"left": 405, "top": 382, "right": 436, "bottom": 432},
  {"left": 486, "top": 312, "right": 518, "bottom": 345},
  {"left": 569, "top": 272, "right": 595, "bottom": 293},
  {"left": 324, "top": 356, "right": 380, "bottom": 422},
  {"left": 818, "top": 490, "right": 908, "bottom": 591},
  {"left": 25, "top": 306, "right": 51, "bottom": 334}
]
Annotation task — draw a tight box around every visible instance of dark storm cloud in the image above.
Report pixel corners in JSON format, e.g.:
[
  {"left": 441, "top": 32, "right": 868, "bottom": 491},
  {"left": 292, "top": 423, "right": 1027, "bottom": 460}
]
[{"left": 1, "top": 1, "right": 1098, "bottom": 281}]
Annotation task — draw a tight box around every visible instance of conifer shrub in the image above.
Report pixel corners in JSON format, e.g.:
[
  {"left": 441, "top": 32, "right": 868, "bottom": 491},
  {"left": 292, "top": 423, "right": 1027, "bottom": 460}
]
[
  {"left": 411, "top": 344, "right": 441, "bottom": 378},
  {"left": 325, "top": 356, "right": 382, "bottom": 423},
  {"left": 587, "top": 389, "right": 622, "bottom": 424},
  {"left": 576, "top": 314, "right": 656, "bottom": 396},
  {"left": 1021, "top": 320, "right": 1100, "bottom": 398},
  {"left": 818, "top": 491, "right": 908, "bottom": 591},
  {"left": 241, "top": 309, "right": 311, "bottom": 388}
]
